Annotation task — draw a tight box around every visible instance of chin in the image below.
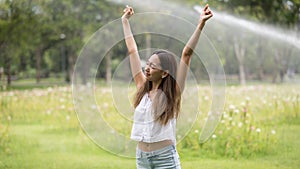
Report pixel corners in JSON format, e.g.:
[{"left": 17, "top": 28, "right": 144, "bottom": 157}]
[{"left": 146, "top": 77, "right": 152, "bottom": 81}]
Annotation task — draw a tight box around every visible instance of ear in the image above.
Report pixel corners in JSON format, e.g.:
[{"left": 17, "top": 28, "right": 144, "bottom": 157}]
[{"left": 162, "top": 70, "right": 169, "bottom": 78}]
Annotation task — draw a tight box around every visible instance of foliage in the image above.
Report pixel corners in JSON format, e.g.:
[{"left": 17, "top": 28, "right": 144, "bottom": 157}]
[
  {"left": 0, "top": 0, "right": 300, "bottom": 85},
  {"left": 180, "top": 0, "right": 300, "bottom": 27},
  {"left": 0, "top": 0, "right": 123, "bottom": 84}
]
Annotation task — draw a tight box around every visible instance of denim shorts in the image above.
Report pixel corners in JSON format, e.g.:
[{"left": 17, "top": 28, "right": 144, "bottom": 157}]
[{"left": 136, "top": 145, "right": 181, "bottom": 169}]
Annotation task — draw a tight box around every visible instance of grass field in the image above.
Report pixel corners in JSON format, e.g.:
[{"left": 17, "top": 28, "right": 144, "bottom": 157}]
[{"left": 0, "top": 83, "right": 300, "bottom": 169}]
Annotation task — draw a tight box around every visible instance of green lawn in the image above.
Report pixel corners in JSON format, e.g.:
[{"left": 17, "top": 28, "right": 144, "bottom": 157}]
[{"left": 0, "top": 121, "right": 298, "bottom": 168}]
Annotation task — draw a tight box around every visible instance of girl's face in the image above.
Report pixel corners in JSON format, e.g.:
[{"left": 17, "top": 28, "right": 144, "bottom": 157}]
[{"left": 144, "top": 54, "right": 167, "bottom": 82}]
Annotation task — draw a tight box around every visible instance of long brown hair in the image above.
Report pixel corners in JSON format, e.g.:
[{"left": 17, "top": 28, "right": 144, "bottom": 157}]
[{"left": 133, "top": 50, "right": 181, "bottom": 125}]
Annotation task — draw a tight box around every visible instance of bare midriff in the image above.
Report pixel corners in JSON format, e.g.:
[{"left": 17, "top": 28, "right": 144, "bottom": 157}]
[{"left": 138, "top": 140, "right": 173, "bottom": 152}]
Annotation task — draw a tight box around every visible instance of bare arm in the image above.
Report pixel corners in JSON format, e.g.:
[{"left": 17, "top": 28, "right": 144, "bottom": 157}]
[
  {"left": 176, "top": 4, "right": 213, "bottom": 93},
  {"left": 122, "top": 6, "right": 146, "bottom": 88}
]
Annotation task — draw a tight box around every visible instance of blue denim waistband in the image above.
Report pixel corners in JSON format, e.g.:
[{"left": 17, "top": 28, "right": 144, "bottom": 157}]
[{"left": 136, "top": 144, "right": 175, "bottom": 158}]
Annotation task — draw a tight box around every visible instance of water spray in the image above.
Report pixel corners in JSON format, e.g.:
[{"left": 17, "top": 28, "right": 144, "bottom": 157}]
[{"left": 194, "top": 5, "right": 300, "bottom": 49}]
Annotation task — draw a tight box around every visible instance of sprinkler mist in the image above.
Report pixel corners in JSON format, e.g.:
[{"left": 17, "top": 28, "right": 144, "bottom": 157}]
[{"left": 194, "top": 5, "right": 300, "bottom": 50}]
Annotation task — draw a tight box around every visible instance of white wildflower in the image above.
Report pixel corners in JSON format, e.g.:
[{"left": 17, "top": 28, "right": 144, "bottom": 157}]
[
  {"left": 241, "top": 102, "right": 246, "bottom": 106},
  {"left": 47, "top": 87, "right": 53, "bottom": 92},
  {"left": 66, "top": 115, "right": 70, "bottom": 121},
  {"left": 229, "top": 104, "right": 235, "bottom": 110},
  {"left": 204, "top": 96, "right": 209, "bottom": 101},
  {"left": 271, "top": 130, "right": 276, "bottom": 135},
  {"left": 234, "top": 109, "right": 240, "bottom": 114},
  {"left": 46, "top": 110, "right": 52, "bottom": 115},
  {"left": 238, "top": 122, "right": 243, "bottom": 128},
  {"left": 262, "top": 100, "right": 267, "bottom": 104},
  {"left": 91, "top": 105, "right": 97, "bottom": 110},
  {"left": 223, "top": 112, "right": 228, "bottom": 119},
  {"left": 103, "top": 102, "right": 109, "bottom": 108}
]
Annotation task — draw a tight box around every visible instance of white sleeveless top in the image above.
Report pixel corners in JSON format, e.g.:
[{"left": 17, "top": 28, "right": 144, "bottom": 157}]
[{"left": 130, "top": 93, "right": 176, "bottom": 143}]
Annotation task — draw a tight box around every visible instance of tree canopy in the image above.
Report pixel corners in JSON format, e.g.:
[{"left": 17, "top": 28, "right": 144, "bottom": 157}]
[{"left": 0, "top": 0, "right": 299, "bottom": 86}]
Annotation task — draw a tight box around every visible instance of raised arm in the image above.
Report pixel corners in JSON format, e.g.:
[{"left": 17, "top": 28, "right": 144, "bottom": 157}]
[
  {"left": 176, "top": 4, "right": 213, "bottom": 93},
  {"left": 122, "top": 6, "right": 146, "bottom": 88}
]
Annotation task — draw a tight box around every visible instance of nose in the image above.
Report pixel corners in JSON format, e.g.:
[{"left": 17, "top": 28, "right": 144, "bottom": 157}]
[{"left": 144, "top": 65, "right": 150, "bottom": 72}]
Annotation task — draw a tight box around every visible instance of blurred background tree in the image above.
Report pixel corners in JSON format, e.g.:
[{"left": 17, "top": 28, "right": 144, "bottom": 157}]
[
  {"left": 0, "top": 0, "right": 299, "bottom": 87},
  {"left": 183, "top": 0, "right": 300, "bottom": 84},
  {"left": 0, "top": 0, "right": 122, "bottom": 86}
]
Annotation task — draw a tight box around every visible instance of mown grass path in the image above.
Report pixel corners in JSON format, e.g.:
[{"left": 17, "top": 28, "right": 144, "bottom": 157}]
[{"left": 0, "top": 122, "right": 299, "bottom": 169}]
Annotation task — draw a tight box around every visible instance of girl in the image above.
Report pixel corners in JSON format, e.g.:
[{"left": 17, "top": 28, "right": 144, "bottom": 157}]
[{"left": 122, "top": 4, "right": 213, "bottom": 169}]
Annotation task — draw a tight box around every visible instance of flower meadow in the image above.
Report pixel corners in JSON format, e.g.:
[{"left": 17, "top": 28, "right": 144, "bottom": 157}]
[
  {"left": 179, "top": 85, "right": 296, "bottom": 159},
  {"left": 0, "top": 84, "right": 299, "bottom": 160}
]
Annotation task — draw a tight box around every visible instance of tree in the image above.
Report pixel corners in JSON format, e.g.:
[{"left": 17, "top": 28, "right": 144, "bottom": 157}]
[{"left": 0, "top": 0, "right": 36, "bottom": 85}]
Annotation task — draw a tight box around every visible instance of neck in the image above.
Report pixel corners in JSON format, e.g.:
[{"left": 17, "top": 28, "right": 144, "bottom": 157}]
[{"left": 151, "top": 80, "right": 162, "bottom": 91}]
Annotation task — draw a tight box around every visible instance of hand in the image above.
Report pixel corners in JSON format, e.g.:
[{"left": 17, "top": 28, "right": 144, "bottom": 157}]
[
  {"left": 200, "top": 4, "right": 213, "bottom": 23},
  {"left": 122, "top": 5, "right": 134, "bottom": 20}
]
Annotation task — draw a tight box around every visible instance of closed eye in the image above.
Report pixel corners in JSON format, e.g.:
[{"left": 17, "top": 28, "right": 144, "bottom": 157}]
[{"left": 146, "top": 61, "right": 159, "bottom": 69}]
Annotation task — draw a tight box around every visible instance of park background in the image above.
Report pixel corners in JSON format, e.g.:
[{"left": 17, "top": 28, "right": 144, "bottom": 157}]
[{"left": 1, "top": 0, "right": 300, "bottom": 168}]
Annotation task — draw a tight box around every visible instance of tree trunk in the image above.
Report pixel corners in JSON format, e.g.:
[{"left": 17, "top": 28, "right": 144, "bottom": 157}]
[
  {"left": 280, "top": 69, "right": 285, "bottom": 83},
  {"left": 60, "top": 44, "right": 68, "bottom": 82},
  {"left": 297, "top": 12, "right": 300, "bottom": 38},
  {"left": 233, "top": 37, "right": 246, "bottom": 85},
  {"left": 105, "top": 52, "right": 111, "bottom": 84},
  {"left": 67, "top": 52, "right": 76, "bottom": 83},
  {"left": 272, "top": 71, "right": 278, "bottom": 83},
  {"left": 146, "top": 33, "right": 151, "bottom": 57},
  {"left": 256, "top": 38, "right": 265, "bottom": 81},
  {"left": 4, "top": 56, "right": 11, "bottom": 86},
  {"left": 273, "top": 46, "right": 292, "bottom": 83},
  {"left": 258, "top": 68, "right": 264, "bottom": 81},
  {"left": 273, "top": 51, "right": 280, "bottom": 84},
  {"left": 194, "top": 64, "right": 202, "bottom": 83},
  {"left": 35, "top": 47, "right": 42, "bottom": 83},
  {"left": 238, "top": 63, "right": 246, "bottom": 85}
]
